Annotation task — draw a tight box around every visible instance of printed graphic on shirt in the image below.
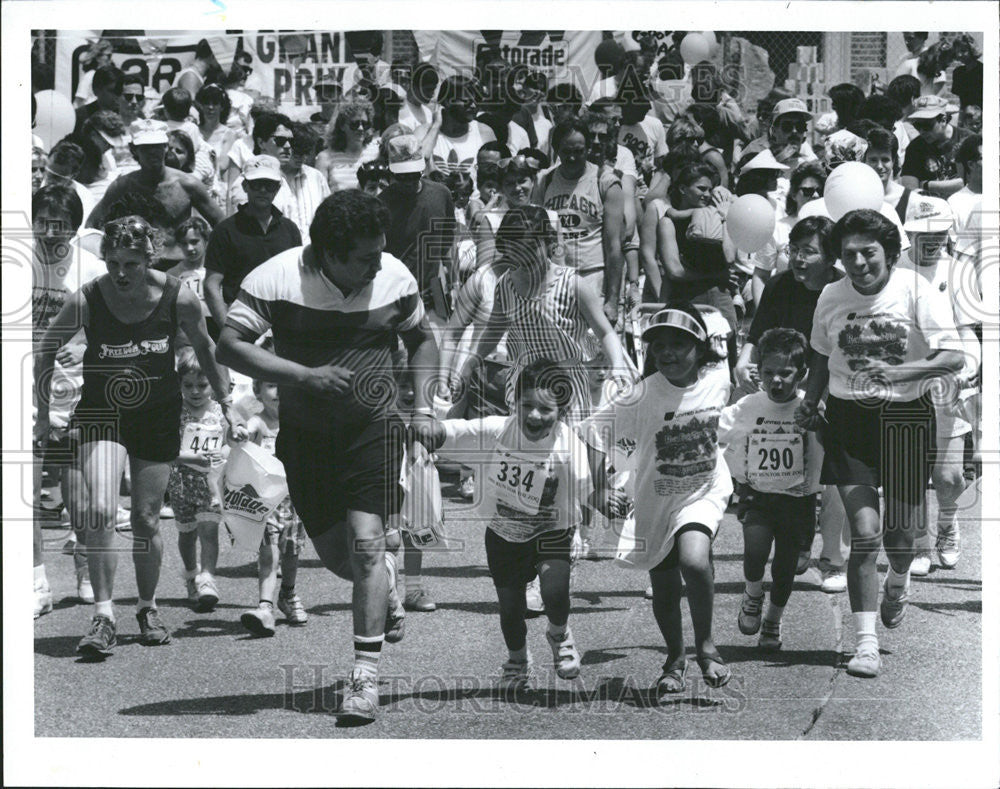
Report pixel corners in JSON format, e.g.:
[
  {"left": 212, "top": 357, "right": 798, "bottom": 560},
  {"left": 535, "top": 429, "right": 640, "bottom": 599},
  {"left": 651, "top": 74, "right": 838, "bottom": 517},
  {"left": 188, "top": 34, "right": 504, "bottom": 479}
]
[
  {"left": 653, "top": 407, "right": 720, "bottom": 494},
  {"left": 33, "top": 285, "right": 71, "bottom": 333},
  {"left": 98, "top": 337, "right": 171, "bottom": 359},
  {"left": 544, "top": 193, "right": 603, "bottom": 241},
  {"left": 432, "top": 148, "right": 476, "bottom": 177},
  {"left": 838, "top": 312, "right": 908, "bottom": 371}
]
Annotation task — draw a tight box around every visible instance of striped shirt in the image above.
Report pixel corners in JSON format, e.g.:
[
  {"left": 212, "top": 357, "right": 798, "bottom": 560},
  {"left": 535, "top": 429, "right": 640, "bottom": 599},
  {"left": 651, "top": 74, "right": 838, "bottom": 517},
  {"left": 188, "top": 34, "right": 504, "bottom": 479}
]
[
  {"left": 225, "top": 247, "right": 424, "bottom": 432},
  {"left": 494, "top": 265, "right": 599, "bottom": 423}
]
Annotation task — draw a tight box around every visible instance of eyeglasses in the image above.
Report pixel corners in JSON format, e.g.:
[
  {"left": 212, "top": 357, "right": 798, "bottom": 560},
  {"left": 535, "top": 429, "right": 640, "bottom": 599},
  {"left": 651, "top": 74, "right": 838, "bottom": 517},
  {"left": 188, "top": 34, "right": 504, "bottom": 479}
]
[
  {"left": 346, "top": 120, "right": 371, "bottom": 131},
  {"left": 787, "top": 244, "right": 821, "bottom": 259},
  {"left": 797, "top": 186, "right": 821, "bottom": 198},
  {"left": 245, "top": 179, "right": 281, "bottom": 192},
  {"left": 270, "top": 135, "right": 294, "bottom": 147},
  {"left": 778, "top": 119, "right": 807, "bottom": 133},
  {"left": 122, "top": 93, "right": 144, "bottom": 103}
]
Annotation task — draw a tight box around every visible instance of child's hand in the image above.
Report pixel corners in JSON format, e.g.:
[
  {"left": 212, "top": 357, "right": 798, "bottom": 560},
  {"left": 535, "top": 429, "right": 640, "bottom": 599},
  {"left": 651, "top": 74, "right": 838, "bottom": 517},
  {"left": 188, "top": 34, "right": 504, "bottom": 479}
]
[
  {"left": 570, "top": 529, "right": 583, "bottom": 563},
  {"left": 794, "top": 399, "right": 825, "bottom": 431},
  {"left": 204, "top": 451, "right": 225, "bottom": 469},
  {"left": 227, "top": 422, "right": 249, "bottom": 443},
  {"left": 607, "top": 488, "right": 631, "bottom": 520}
]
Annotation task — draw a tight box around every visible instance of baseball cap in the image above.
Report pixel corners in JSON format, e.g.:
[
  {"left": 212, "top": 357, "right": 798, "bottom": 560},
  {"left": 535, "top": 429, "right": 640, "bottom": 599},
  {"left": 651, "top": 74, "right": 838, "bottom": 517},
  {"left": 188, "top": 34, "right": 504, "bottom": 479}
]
[
  {"left": 903, "top": 194, "right": 954, "bottom": 233},
  {"left": 242, "top": 154, "right": 282, "bottom": 182},
  {"left": 772, "top": 98, "right": 812, "bottom": 122},
  {"left": 907, "top": 95, "right": 959, "bottom": 120},
  {"left": 129, "top": 118, "right": 169, "bottom": 146},
  {"left": 739, "top": 148, "right": 789, "bottom": 175},
  {"left": 641, "top": 308, "right": 707, "bottom": 343},
  {"left": 386, "top": 134, "right": 425, "bottom": 174}
]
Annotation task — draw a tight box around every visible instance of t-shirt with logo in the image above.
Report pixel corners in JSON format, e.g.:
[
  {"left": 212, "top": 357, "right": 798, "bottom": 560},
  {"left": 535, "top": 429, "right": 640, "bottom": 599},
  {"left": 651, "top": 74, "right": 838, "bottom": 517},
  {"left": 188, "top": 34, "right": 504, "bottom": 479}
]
[
  {"left": 431, "top": 122, "right": 497, "bottom": 178},
  {"left": 900, "top": 133, "right": 957, "bottom": 185},
  {"left": 618, "top": 114, "right": 667, "bottom": 191},
  {"left": 719, "top": 390, "right": 823, "bottom": 496},
  {"left": 810, "top": 265, "right": 959, "bottom": 401},
  {"left": 437, "top": 415, "right": 593, "bottom": 543}
]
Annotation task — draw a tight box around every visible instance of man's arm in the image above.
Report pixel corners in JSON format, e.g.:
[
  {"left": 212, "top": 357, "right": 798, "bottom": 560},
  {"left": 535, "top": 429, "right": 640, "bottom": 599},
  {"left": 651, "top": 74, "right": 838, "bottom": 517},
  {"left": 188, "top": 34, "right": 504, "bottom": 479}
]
[
  {"left": 182, "top": 173, "right": 225, "bottom": 226},
  {"left": 399, "top": 316, "right": 440, "bottom": 413},
  {"left": 85, "top": 175, "right": 127, "bottom": 229},
  {"left": 203, "top": 270, "right": 229, "bottom": 330}
]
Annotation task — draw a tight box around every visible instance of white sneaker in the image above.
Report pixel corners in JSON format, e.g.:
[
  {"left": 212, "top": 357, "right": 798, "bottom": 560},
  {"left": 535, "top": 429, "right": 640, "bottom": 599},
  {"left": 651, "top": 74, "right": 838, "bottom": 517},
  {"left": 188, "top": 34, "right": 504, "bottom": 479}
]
[
  {"left": 338, "top": 670, "right": 380, "bottom": 723},
  {"left": 819, "top": 565, "right": 847, "bottom": 594},
  {"left": 936, "top": 522, "right": 961, "bottom": 569},
  {"left": 458, "top": 475, "right": 476, "bottom": 500},
  {"left": 909, "top": 552, "right": 932, "bottom": 577},
  {"left": 34, "top": 582, "right": 53, "bottom": 619},
  {"left": 546, "top": 627, "right": 582, "bottom": 679},
  {"left": 185, "top": 577, "right": 199, "bottom": 604},
  {"left": 195, "top": 573, "right": 220, "bottom": 612},
  {"left": 846, "top": 643, "right": 881, "bottom": 678},
  {"left": 525, "top": 577, "right": 544, "bottom": 615}
]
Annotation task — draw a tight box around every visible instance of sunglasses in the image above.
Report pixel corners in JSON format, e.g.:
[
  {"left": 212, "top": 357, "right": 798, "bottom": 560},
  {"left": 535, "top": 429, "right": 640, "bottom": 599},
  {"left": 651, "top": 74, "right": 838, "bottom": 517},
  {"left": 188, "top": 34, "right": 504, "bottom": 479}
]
[
  {"left": 346, "top": 120, "right": 371, "bottom": 130},
  {"left": 122, "top": 93, "right": 145, "bottom": 103},
  {"left": 778, "top": 119, "right": 807, "bottom": 133},
  {"left": 270, "top": 135, "right": 294, "bottom": 147},
  {"left": 797, "top": 186, "right": 821, "bottom": 198},
  {"left": 245, "top": 179, "right": 281, "bottom": 192}
]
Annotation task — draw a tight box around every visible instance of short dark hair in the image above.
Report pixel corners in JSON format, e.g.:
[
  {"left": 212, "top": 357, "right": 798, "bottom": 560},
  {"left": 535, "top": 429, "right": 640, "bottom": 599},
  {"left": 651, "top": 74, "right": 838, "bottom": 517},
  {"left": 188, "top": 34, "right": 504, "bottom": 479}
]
[
  {"left": 862, "top": 125, "right": 900, "bottom": 174},
  {"left": 309, "top": 190, "right": 389, "bottom": 264},
  {"left": 669, "top": 161, "right": 719, "bottom": 204},
  {"left": 438, "top": 75, "right": 477, "bottom": 107},
  {"left": 122, "top": 73, "right": 145, "bottom": 91},
  {"left": 175, "top": 215, "right": 211, "bottom": 242},
  {"left": 827, "top": 83, "right": 866, "bottom": 128},
  {"left": 32, "top": 184, "right": 84, "bottom": 233},
  {"left": 550, "top": 117, "right": 592, "bottom": 153},
  {"left": 92, "top": 64, "right": 124, "bottom": 94},
  {"left": 786, "top": 161, "right": 827, "bottom": 216},
  {"left": 514, "top": 358, "right": 574, "bottom": 413},
  {"left": 477, "top": 140, "right": 509, "bottom": 159},
  {"left": 758, "top": 327, "right": 809, "bottom": 372},
  {"left": 252, "top": 111, "right": 293, "bottom": 153},
  {"left": 495, "top": 204, "right": 558, "bottom": 262},
  {"left": 545, "top": 82, "right": 582, "bottom": 108},
  {"left": 859, "top": 94, "right": 903, "bottom": 129},
  {"left": 788, "top": 215, "right": 837, "bottom": 261},
  {"left": 48, "top": 139, "right": 85, "bottom": 176},
  {"left": 956, "top": 133, "right": 982, "bottom": 172},
  {"left": 162, "top": 87, "right": 193, "bottom": 121},
  {"left": 196, "top": 83, "right": 231, "bottom": 123},
  {"left": 886, "top": 75, "right": 921, "bottom": 109},
  {"left": 833, "top": 208, "right": 901, "bottom": 262}
]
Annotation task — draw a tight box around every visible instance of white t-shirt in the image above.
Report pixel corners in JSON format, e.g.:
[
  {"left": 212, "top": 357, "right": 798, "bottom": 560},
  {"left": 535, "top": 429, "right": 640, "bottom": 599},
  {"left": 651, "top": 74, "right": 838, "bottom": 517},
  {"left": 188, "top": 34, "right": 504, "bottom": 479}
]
[
  {"left": 438, "top": 416, "right": 593, "bottom": 543},
  {"left": 810, "top": 265, "right": 959, "bottom": 401},
  {"left": 585, "top": 363, "right": 732, "bottom": 570},
  {"left": 431, "top": 122, "right": 497, "bottom": 177},
  {"left": 947, "top": 186, "right": 981, "bottom": 240},
  {"left": 719, "top": 391, "right": 824, "bottom": 496},
  {"left": 506, "top": 121, "right": 531, "bottom": 157},
  {"left": 619, "top": 113, "right": 667, "bottom": 187},
  {"left": 398, "top": 99, "right": 433, "bottom": 132}
]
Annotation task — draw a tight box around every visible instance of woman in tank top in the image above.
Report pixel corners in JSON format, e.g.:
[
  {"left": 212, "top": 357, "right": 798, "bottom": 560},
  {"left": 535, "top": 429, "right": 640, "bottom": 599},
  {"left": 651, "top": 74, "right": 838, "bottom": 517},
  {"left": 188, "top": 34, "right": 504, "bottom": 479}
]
[{"left": 34, "top": 216, "right": 243, "bottom": 657}]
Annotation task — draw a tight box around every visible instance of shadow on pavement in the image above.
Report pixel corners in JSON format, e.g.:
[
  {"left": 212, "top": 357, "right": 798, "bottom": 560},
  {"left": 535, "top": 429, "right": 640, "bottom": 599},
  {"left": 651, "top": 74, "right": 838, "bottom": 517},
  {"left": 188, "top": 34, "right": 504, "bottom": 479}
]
[
  {"left": 717, "top": 644, "right": 842, "bottom": 668},
  {"left": 417, "top": 564, "right": 491, "bottom": 579},
  {"left": 120, "top": 681, "right": 348, "bottom": 717},
  {"left": 910, "top": 599, "right": 981, "bottom": 615}
]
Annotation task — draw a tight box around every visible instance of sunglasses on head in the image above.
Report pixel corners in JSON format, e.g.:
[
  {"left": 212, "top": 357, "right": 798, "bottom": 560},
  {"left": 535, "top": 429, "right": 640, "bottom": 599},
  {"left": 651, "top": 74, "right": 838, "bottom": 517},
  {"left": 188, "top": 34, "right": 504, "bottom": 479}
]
[{"left": 498, "top": 154, "right": 541, "bottom": 172}]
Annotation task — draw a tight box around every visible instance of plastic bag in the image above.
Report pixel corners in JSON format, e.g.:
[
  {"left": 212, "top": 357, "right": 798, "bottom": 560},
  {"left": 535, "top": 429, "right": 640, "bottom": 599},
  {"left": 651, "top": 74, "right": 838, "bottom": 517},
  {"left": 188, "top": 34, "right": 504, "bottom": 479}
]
[
  {"left": 396, "top": 441, "right": 447, "bottom": 548},
  {"left": 208, "top": 442, "right": 289, "bottom": 553}
]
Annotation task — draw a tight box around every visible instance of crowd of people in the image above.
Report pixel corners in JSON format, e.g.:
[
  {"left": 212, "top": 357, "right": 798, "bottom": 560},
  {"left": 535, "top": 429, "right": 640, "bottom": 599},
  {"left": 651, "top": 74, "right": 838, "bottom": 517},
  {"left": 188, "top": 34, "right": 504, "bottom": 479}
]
[{"left": 31, "top": 30, "right": 984, "bottom": 724}]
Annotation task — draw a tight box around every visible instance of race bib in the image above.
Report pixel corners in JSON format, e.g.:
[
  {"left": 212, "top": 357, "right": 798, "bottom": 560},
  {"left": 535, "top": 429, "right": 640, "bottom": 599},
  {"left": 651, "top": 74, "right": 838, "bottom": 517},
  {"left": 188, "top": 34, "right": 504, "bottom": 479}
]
[
  {"left": 746, "top": 433, "right": 805, "bottom": 493},
  {"left": 182, "top": 420, "right": 225, "bottom": 470},
  {"left": 486, "top": 449, "right": 552, "bottom": 517}
]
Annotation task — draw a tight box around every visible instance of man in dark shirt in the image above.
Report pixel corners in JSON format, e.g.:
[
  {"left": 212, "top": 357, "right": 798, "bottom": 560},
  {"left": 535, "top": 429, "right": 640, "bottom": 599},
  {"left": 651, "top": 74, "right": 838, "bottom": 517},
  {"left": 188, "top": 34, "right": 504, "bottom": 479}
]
[
  {"left": 203, "top": 155, "right": 302, "bottom": 328},
  {"left": 378, "top": 134, "right": 455, "bottom": 320},
  {"left": 900, "top": 95, "right": 963, "bottom": 197},
  {"left": 73, "top": 64, "right": 124, "bottom": 135}
]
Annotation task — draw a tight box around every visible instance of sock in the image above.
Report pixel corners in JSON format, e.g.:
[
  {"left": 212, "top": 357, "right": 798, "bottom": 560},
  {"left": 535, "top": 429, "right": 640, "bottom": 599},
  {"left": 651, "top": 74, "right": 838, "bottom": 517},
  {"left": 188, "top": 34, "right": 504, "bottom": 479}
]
[
  {"left": 182, "top": 568, "right": 198, "bottom": 581},
  {"left": 508, "top": 646, "right": 529, "bottom": 663},
  {"left": 137, "top": 597, "right": 156, "bottom": 612},
  {"left": 764, "top": 602, "right": 785, "bottom": 624},
  {"left": 259, "top": 599, "right": 274, "bottom": 610},
  {"left": 854, "top": 611, "right": 878, "bottom": 652},
  {"left": 546, "top": 620, "right": 568, "bottom": 642},
  {"left": 886, "top": 566, "right": 910, "bottom": 593},
  {"left": 745, "top": 579, "right": 764, "bottom": 598},
  {"left": 354, "top": 635, "right": 383, "bottom": 680},
  {"left": 95, "top": 600, "right": 114, "bottom": 620},
  {"left": 34, "top": 564, "right": 48, "bottom": 586}
]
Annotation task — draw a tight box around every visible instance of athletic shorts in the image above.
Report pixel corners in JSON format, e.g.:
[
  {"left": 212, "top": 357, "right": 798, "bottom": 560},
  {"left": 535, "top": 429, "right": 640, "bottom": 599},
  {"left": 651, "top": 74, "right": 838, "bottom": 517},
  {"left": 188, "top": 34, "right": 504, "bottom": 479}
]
[
  {"left": 648, "top": 523, "right": 714, "bottom": 572},
  {"left": 167, "top": 465, "right": 221, "bottom": 530},
  {"left": 738, "top": 489, "right": 817, "bottom": 546},
  {"left": 276, "top": 416, "right": 405, "bottom": 540},
  {"left": 264, "top": 496, "right": 307, "bottom": 555},
  {"left": 485, "top": 527, "right": 573, "bottom": 588},
  {"left": 70, "top": 398, "right": 182, "bottom": 464},
  {"left": 821, "top": 393, "right": 935, "bottom": 506}
]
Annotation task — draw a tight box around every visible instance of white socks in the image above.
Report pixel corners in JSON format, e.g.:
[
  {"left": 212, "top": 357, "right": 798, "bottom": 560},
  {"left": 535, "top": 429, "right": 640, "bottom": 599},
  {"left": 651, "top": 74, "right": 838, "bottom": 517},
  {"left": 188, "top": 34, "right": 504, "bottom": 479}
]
[
  {"left": 546, "top": 620, "right": 568, "bottom": 642},
  {"left": 34, "top": 564, "right": 48, "bottom": 586},
  {"left": 95, "top": 600, "right": 114, "bottom": 620},
  {"left": 886, "top": 566, "right": 910, "bottom": 594},
  {"left": 137, "top": 597, "right": 156, "bottom": 612},
  {"left": 854, "top": 611, "right": 878, "bottom": 652}
]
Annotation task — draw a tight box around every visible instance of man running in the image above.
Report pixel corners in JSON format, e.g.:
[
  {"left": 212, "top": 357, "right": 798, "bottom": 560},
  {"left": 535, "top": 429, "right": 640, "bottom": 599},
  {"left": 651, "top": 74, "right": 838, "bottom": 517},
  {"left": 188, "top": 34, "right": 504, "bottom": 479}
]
[{"left": 217, "top": 189, "right": 440, "bottom": 724}]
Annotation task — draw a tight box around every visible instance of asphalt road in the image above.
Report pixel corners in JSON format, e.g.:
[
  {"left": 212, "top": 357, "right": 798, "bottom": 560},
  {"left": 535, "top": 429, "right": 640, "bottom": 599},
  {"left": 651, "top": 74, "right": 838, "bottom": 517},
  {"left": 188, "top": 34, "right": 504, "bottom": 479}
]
[{"left": 33, "top": 475, "right": 983, "bottom": 740}]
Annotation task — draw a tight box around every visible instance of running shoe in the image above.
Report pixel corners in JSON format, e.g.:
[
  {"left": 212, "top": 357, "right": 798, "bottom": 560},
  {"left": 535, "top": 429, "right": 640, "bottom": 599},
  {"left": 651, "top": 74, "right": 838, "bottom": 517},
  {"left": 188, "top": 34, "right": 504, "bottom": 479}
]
[
  {"left": 34, "top": 582, "right": 53, "bottom": 619},
  {"left": 879, "top": 578, "right": 911, "bottom": 629},
  {"left": 497, "top": 655, "right": 532, "bottom": 692},
  {"left": 525, "top": 577, "right": 544, "bottom": 616},
  {"left": 136, "top": 607, "right": 172, "bottom": 645},
  {"left": 458, "top": 475, "right": 476, "bottom": 500},
  {"left": 936, "top": 522, "right": 961, "bottom": 569},
  {"left": 738, "top": 591, "right": 764, "bottom": 635},
  {"left": 545, "top": 627, "right": 581, "bottom": 679},
  {"left": 76, "top": 570, "right": 95, "bottom": 604},
  {"left": 909, "top": 552, "right": 932, "bottom": 577},
  {"left": 159, "top": 504, "right": 174, "bottom": 519},
  {"left": 845, "top": 643, "right": 881, "bottom": 678},
  {"left": 240, "top": 605, "right": 276, "bottom": 637},
  {"left": 77, "top": 615, "right": 117, "bottom": 657},
  {"left": 819, "top": 565, "right": 847, "bottom": 594},
  {"left": 403, "top": 588, "right": 437, "bottom": 612},
  {"left": 338, "top": 670, "right": 379, "bottom": 724},
  {"left": 195, "top": 573, "right": 220, "bottom": 612},
  {"left": 758, "top": 619, "right": 782, "bottom": 650},
  {"left": 185, "top": 577, "right": 199, "bottom": 605},
  {"left": 278, "top": 589, "right": 308, "bottom": 625}
]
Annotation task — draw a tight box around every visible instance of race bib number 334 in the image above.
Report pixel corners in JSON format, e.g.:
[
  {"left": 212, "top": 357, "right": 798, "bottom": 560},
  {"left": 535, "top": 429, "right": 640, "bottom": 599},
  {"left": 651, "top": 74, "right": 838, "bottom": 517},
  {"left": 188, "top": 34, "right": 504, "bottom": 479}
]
[{"left": 486, "top": 450, "right": 551, "bottom": 516}]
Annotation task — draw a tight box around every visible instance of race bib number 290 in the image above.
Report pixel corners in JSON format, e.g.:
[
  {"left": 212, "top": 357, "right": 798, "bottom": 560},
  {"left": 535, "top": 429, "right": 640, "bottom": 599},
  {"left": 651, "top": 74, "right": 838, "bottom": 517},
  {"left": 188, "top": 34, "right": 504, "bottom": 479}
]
[
  {"left": 746, "top": 433, "right": 805, "bottom": 493},
  {"left": 486, "top": 450, "right": 551, "bottom": 516}
]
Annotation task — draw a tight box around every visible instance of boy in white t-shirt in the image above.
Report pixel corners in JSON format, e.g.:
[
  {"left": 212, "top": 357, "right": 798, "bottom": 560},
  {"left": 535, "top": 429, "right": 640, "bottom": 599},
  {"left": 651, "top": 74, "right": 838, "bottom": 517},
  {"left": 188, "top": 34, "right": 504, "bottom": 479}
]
[
  {"left": 720, "top": 328, "right": 824, "bottom": 650},
  {"left": 412, "top": 359, "right": 599, "bottom": 690}
]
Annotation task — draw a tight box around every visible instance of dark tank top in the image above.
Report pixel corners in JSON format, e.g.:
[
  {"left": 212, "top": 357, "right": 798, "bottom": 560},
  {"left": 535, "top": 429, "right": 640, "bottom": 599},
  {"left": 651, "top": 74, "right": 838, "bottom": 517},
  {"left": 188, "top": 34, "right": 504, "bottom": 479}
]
[{"left": 79, "top": 275, "right": 182, "bottom": 411}]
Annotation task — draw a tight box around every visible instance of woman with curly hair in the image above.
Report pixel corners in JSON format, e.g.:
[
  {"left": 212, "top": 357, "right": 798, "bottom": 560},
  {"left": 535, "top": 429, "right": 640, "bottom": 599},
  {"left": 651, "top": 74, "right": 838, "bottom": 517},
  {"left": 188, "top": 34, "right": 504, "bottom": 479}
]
[{"left": 315, "top": 98, "right": 381, "bottom": 191}]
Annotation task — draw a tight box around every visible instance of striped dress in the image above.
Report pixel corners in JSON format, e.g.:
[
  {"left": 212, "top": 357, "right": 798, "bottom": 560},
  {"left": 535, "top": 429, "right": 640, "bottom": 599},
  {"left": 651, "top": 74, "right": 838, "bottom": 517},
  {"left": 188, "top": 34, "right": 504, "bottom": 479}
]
[{"left": 495, "top": 265, "right": 600, "bottom": 424}]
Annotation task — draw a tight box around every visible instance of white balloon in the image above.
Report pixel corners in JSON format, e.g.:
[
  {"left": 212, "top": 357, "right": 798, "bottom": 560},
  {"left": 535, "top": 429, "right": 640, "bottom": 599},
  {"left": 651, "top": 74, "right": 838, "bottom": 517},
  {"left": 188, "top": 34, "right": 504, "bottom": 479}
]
[
  {"left": 679, "top": 33, "right": 711, "bottom": 66},
  {"left": 823, "top": 162, "right": 885, "bottom": 221},
  {"left": 33, "top": 90, "right": 76, "bottom": 151},
  {"left": 701, "top": 31, "right": 720, "bottom": 57},
  {"left": 725, "top": 194, "right": 776, "bottom": 253}
]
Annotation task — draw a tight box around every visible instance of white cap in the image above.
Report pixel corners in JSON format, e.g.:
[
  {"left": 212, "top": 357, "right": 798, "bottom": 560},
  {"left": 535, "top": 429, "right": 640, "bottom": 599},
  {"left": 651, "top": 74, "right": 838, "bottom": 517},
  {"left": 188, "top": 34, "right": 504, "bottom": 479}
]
[
  {"left": 903, "top": 194, "right": 954, "bottom": 233},
  {"left": 128, "top": 118, "right": 168, "bottom": 145}
]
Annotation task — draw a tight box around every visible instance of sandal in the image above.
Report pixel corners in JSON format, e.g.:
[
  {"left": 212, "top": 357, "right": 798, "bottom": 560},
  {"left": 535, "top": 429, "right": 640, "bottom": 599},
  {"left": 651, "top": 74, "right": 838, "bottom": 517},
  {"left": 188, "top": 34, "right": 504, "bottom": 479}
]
[
  {"left": 655, "top": 656, "right": 688, "bottom": 699},
  {"left": 696, "top": 650, "right": 731, "bottom": 689}
]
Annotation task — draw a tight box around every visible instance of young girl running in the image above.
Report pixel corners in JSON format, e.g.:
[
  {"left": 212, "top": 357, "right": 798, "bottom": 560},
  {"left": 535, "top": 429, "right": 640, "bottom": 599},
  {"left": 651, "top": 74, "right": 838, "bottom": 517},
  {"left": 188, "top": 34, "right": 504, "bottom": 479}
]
[
  {"left": 412, "top": 359, "right": 597, "bottom": 689},
  {"left": 167, "top": 347, "right": 230, "bottom": 611},
  {"left": 240, "top": 378, "right": 309, "bottom": 635},
  {"left": 586, "top": 302, "right": 732, "bottom": 698},
  {"left": 719, "top": 328, "right": 824, "bottom": 650}
]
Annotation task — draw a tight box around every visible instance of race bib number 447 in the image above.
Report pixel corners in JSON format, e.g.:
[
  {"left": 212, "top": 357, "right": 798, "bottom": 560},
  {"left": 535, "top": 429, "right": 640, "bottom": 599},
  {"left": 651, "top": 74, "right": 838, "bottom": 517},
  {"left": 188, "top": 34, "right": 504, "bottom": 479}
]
[
  {"left": 746, "top": 433, "right": 805, "bottom": 493},
  {"left": 486, "top": 450, "right": 551, "bottom": 516}
]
